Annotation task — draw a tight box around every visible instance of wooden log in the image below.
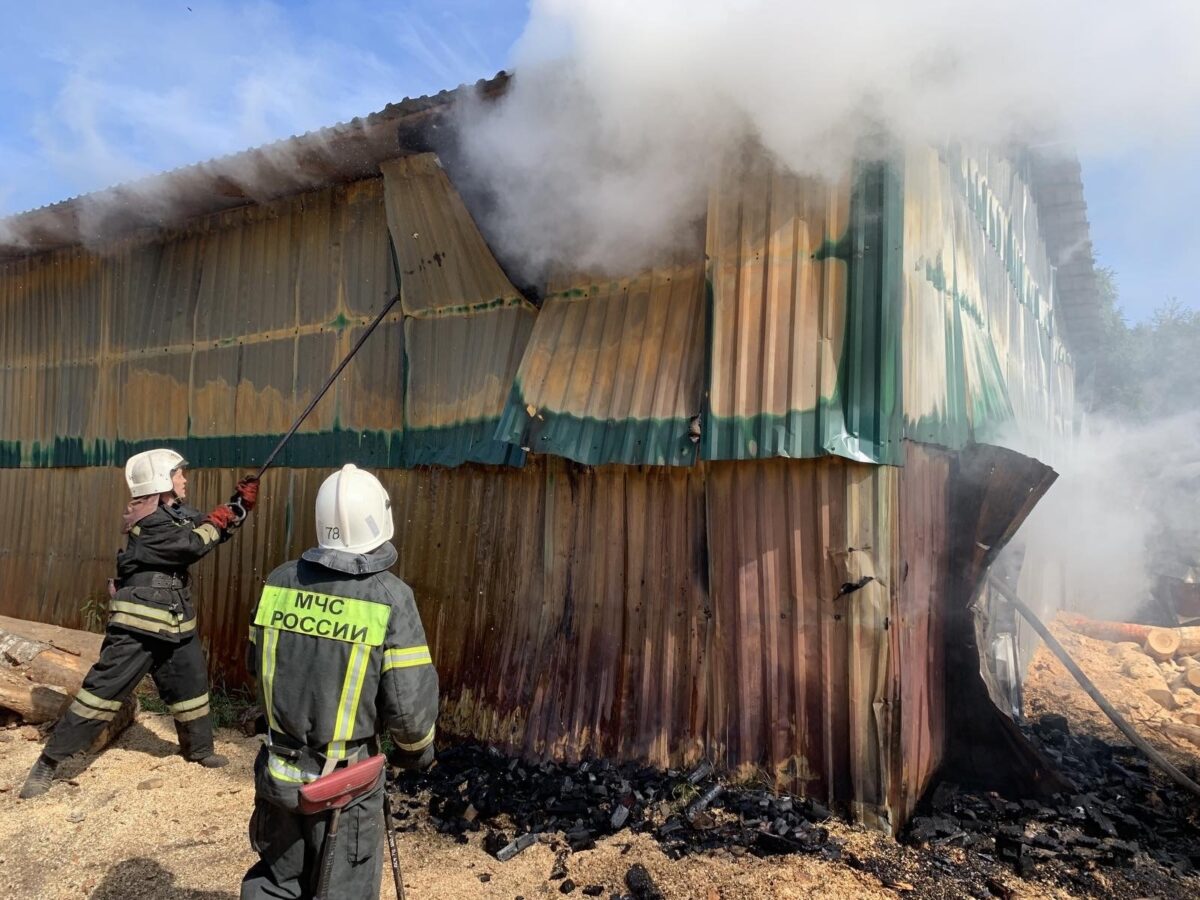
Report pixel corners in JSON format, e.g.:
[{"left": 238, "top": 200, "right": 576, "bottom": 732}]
[
  {"left": 24, "top": 646, "right": 92, "bottom": 695},
  {"left": 1173, "top": 668, "right": 1200, "bottom": 692},
  {"left": 0, "top": 669, "right": 70, "bottom": 723},
  {"left": 1174, "top": 628, "right": 1200, "bottom": 656},
  {"left": 0, "top": 617, "right": 137, "bottom": 752},
  {"left": 1058, "top": 612, "right": 1153, "bottom": 644},
  {"left": 0, "top": 616, "right": 103, "bottom": 657},
  {"left": 0, "top": 670, "right": 136, "bottom": 750},
  {"left": 1058, "top": 612, "right": 1200, "bottom": 660},
  {"left": 0, "top": 629, "right": 91, "bottom": 695},
  {"left": 1162, "top": 721, "right": 1200, "bottom": 748},
  {"left": 1146, "top": 628, "right": 1183, "bottom": 661}
]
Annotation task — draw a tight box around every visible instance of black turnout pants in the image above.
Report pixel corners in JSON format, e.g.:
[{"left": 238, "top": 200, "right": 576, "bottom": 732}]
[
  {"left": 240, "top": 787, "right": 385, "bottom": 900},
  {"left": 43, "top": 627, "right": 215, "bottom": 762}
]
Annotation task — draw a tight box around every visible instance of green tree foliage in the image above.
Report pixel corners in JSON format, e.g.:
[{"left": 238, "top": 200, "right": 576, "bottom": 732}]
[{"left": 1083, "top": 267, "right": 1200, "bottom": 420}]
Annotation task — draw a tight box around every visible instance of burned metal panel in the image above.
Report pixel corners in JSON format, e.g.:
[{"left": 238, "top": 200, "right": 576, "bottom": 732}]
[
  {"left": 0, "top": 452, "right": 936, "bottom": 829},
  {"left": 338, "top": 318, "right": 406, "bottom": 434},
  {"left": 515, "top": 460, "right": 711, "bottom": 764},
  {"left": 704, "top": 456, "right": 901, "bottom": 829},
  {"left": 892, "top": 441, "right": 950, "bottom": 824},
  {"left": 496, "top": 257, "right": 707, "bottom": 466},
  {"left": 401, "top": 309, "right": 530, "bottom": 468},
  {"left": 0, "top": 248, "right": 113, "bottom": 463},
  {"left": 381, "top": 154, "right": 525, "bottom": 316},
  {"left": 0, "top": 179, "right": 402, "bottom": 469},
  {"left": 0, "top": 468, "right": 130, "bottom": 631},
  {"left": 387, "top": 461, "right": 547, "bottom": 745},
  {"left": 381, "top": 153, "right": 534, "bottom": 467},
  {"left": 941, "top": 443, "right": 1067, "bottom": 796},
  {"left": 704, "top": 157, "right": 903, "bottom": 465},
  {"left": 902, "top": 145, "right": 1075, "bottom": 449}
]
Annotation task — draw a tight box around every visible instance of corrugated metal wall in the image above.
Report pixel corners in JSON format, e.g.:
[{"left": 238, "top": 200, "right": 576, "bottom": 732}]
[
  {"left": 902, "top": 145, "right": 1075, "bottom": 449},
  {"left": 381, "top": 155, "right": 535, "bottom": 467},
  {"left": 0, "top": 447, "right": 944, "bottom": 829},
  {"left": 703, "top": 157, "right": 904, "bottom": 465},
  {"left": 496, "top": 252, "right": 708, "bottom": 466},
  {"left": 0, "top": 140, "right": 1070, "bottom": 831},
  {"left": 0, "top": 178, "right": 401, "bottom": 469}
]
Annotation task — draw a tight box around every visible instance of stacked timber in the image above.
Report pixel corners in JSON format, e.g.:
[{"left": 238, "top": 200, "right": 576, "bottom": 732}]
[{"left": 0, "top": 615, "right": 135, "bottom": 750}]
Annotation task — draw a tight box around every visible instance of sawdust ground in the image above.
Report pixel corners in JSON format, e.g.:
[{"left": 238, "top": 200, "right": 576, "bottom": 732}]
[
  {"left": 1025, "top": 622, "right": 1200, "bottom": 770},
  {"left": 0, "top": 715, "right": 1075, "bottom": 900}
]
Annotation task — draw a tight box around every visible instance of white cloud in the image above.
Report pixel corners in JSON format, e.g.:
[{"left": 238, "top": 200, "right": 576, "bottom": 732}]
[{"left": 0, "top": 0, "right": 517, "bottom": 216}]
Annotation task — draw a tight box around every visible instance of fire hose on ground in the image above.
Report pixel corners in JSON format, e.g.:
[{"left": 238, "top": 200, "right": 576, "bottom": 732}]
[{"left": 987, "top": 573, "right": 1200, "bottom": 801}]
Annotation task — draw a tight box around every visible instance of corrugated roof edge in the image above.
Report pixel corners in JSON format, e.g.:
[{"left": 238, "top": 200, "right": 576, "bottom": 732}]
[
  {"left": 0, "top": 72, "right": 511, "bottom": 260},
  {"left": 1022, "top": 149, "right": 1103, "bottom": 358}
]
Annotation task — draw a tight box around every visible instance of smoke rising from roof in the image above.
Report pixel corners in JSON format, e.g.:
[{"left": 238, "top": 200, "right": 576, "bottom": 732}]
[{"left": 457, "top": 0, "right": 1200, "bottom": 276}]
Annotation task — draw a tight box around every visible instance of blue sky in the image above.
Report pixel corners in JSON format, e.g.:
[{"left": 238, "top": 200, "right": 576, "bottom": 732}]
[{"left": 0, "top": 1, "right": 1192, "bottom": 323}]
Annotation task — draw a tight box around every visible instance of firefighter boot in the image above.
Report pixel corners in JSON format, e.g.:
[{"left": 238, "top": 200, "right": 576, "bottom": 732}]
[
  {"left": 176, "top": 720, "right": 228, "bottom": 768},
  {"left": 19, "top": 754, "right": 58, "bottom": 799}
]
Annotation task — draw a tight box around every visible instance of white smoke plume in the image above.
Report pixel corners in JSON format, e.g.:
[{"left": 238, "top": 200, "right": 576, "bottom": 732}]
[
  {"left": 1002, "top": 412, "right": 1200, "bottom": 623},
  {"left": 458, "top": 0, "right": 1200, "bottom": 275}
]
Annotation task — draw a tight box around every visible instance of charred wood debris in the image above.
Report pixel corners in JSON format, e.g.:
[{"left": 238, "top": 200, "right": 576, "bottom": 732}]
[{"left": 387, "top": 719, "right": 1200, "bottom": 898}]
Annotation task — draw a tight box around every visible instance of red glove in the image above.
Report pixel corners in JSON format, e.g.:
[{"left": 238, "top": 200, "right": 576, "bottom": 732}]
[
  {"left": 203, "top": 505, "right": 237, "bottom": 532},
  {"left": 235, "top": 475, "right": 259, "bottom": 512}
]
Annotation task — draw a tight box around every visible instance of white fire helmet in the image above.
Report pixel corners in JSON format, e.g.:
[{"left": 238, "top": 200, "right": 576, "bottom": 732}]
[
  {"left": 315, "top": 464, "right": 394, "bottom": 554},
  {"left": 125, "top": 449, "right": 186, "bottom": 498}
]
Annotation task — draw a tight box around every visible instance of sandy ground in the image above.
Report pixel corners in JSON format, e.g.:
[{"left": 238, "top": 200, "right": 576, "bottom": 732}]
[
  {"left": 1, "top": 622, "right": 1195, "bottom": 900},
  {"left": 1025, "top": 622, "right": 1200, "bottom": 770},
  {"left": 0, "top": 715, "right": 923, "bottom": 900}
]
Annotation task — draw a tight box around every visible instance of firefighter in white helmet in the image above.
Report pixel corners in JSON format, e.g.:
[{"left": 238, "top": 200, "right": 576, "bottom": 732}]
[
  {"left": 19, "top": 449, "right": 259, "bottom": 799},
  {"left": 241, "top": 464, "right": 438, "bottom": 900}
]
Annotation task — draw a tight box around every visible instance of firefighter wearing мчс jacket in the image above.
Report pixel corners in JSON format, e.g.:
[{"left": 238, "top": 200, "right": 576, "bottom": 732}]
[
  {"left": 240, "top": 464, "right": 439, "bottom": 900},
  {"left": 19, "top": 448, "right": 258, "bottom": 799}
]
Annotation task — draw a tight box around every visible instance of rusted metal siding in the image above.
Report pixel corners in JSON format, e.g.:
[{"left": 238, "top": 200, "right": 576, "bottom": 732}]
[
  {"left": 496, "top": 256, "right": 708, "bottom": 466},
  {"left": 380, "top": 154, "right": 534, "bottom": 466},
  {"left": 703, "top": 157, "right": 903, "bottom": 465},
  {"left": 0, "top": 450, "right": 938, "bottom": 829},
  {"left": 0, "top": 249, "right": 110, "bottom": 462},
  {"left": 0, "top": 178, "right": 401, "bottom": 469},
  {"left": 902, "top": 145, "right": 1075, "bottom": 449},
  {"left": 892, "top": 442, "right": 949, "bottom": 823}
]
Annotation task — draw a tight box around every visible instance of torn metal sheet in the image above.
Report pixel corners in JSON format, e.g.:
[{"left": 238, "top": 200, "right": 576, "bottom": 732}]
[
  {"left": 380, "top": 154, "right": 535, "bottom": 467},
  {"left": 496, "top": 254, "right": 707, "bottom": 466}
]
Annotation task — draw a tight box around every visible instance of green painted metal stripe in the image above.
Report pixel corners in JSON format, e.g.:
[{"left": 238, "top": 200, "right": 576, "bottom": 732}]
[
  {"left": 495, "top": 382, "right": 699, "bottom": 467},
  {"left": 0, "top": 426, "right": 526, "bottom": 470}
]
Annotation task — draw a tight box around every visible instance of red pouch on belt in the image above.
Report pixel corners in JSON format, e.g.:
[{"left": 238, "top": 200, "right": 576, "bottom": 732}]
[{"left": 297, "top": 754, "right": 386, "bottom": 815}]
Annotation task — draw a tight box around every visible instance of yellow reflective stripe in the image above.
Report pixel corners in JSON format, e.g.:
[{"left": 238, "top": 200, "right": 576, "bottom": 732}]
[
  {"left": 168, "top": 693, "right": 210, "bottom": 714},
  {"left": 248, "top": 625, "right": 257, "bottom": 644},
  {"left": 383, "top": 645, "right": 432, "bottom": 672},
  {"left": 267, "top": 754, "right": 316, "bottom": 784},
  {"left": 327, "top": 643, "right": 369, "bottom": 759},
  {"left": 195, "top": 523, "right": 221, "bottom": 545},
  {"left": 174, "top": 704, "right": 210, "bottom": 723},
  {"left": 261, "top": 627, "right": 280, "bottom": 733},
  {"left": 326, "top": 740, "right": 347, "bottom": 761},
  {"left": 130, "top": 525, "right": 142, "bottom": 536},
  {"left": 76, "top": 688, "right": 123, "bottom": 711},
  {"left": 108, "top": 612, "right": 196, "bottom": 635},
  {"left": 109, "top": 599, "right": 180, "bottom": 625},
  {"left": 396, "top": 724, "right": 436, "bottom": 752},
  {"left": 254, "top": 586, "right": 389, "bottom": 646},
  {"left": 69, "top": 700, "right": 116, "bottom": 722}
]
